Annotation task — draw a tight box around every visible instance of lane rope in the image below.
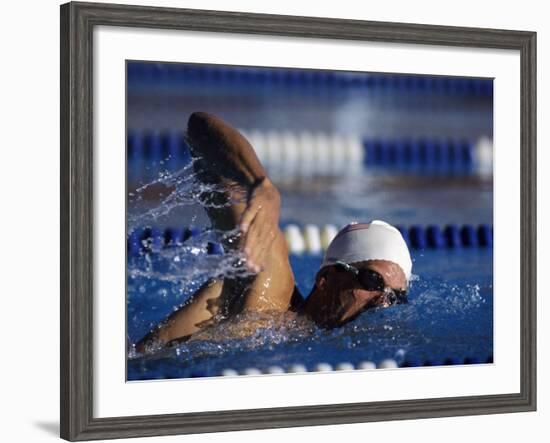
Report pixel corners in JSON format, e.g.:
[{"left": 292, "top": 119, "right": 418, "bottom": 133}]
[
  {"left": 128, "top": 63, "right": 493, "bottom": 97},
  {"left": 127, "top": 223, "right": 493, "bottom": 257},
  {"left": 215, "top": 355, "right": 493, "bottom": 377},
  {"left": 127, "top": 130, "right": 493, "bottom": 177}
]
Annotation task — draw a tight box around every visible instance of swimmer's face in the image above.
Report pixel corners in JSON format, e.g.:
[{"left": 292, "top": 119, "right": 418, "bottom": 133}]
[{"left": 305, "top": 260, "right": 407, "bottom": 329}]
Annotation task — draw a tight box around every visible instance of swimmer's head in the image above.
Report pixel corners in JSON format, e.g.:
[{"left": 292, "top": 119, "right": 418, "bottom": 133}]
[
  {"left": 322, "top": 220, "right": 412, "bottom": 282},
  {"left": 304, "top": 221, "right": 412, "bottom": 328}
]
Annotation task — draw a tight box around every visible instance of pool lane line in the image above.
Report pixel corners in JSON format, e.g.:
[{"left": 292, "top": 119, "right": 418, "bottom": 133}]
[
  {"left": 127, "top": 130, "right": 493, "bottom": 179},
  {"left": 219, "top": 361, "right": 381, "bottom": 377},
  {"left": 216, "top": 355, "right": 493, "bottom": 377},
  {"left": 127, "top": 354, "right": 493, "bottom": 380},
  {"left": 127, "top": 63, "right": 494, "bottom": 98},
  {"left": 284, "top": 223, "right": 493, "bottom": 253},
  {"left": 127, "top": 223, "right": 493, "bottom": 257},
  {"left": 242, "top": 131, "right": 491, "bottom": 177}
]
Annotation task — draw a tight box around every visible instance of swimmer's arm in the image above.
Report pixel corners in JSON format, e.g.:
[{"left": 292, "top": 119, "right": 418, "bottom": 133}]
[
  {"left": 187, "top": 112, "right": 268, "bottom": 188},
  {"left": 187, "top": 112, "right": 281, "bottom": 272},
  {"left": 135, "top": 279, "right": 223, "bottom": 353}
]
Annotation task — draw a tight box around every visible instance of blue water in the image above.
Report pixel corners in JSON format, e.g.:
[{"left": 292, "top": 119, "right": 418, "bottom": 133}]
[
  {"left": 126, "top": 151, "right": 493, "bottom": 381},
  {"left": 130, "top": 173, "right": 493, "bottom": 232},
  {"left": 127, "top": 247, "right": 492, "bottom": 380}
]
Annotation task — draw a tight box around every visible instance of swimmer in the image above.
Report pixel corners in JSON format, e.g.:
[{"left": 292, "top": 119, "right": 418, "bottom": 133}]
[{"left": 135, "top": 112, "right": 412, "bottom": 352}]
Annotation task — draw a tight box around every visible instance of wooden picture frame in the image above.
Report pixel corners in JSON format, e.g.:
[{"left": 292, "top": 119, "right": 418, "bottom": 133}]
[{"left": 60, "top": 1, "right": 536, "bottom": 440}]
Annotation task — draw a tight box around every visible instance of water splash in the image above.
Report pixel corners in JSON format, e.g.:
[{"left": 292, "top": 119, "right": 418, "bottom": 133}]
[
  {"left": 128, "top": 227, "right": 253, "bottom": 284},
  {"left": 187, "top": 310, "right": 315, "bottom": 348},
  {"left": 130, "top": 310, "right": 317, "bottom": 362},
  {"left": 127, "top": 150, "right": 262, "bottom": 352},
  {"left": 128, "top": 157, "right": 243, "bottom": 233}
]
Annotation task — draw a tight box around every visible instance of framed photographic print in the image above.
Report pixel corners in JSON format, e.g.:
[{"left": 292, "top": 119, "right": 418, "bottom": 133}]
[{"left": 60, "top": 1, "right": 536, "bottom": 441}]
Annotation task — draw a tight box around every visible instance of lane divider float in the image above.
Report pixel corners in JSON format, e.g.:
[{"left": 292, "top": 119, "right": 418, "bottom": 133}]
[
  {"left": 217, "top": 355, "right": 493, "bottom": 377},
  {"left": 127, "top": 223, "right": 493, "bottom": 257},
  {"left": 128, "top": 63, "right": 493, "bottom": 98},
  {"left": 127, "top": 130, "right": 493, "bottom": 178}
]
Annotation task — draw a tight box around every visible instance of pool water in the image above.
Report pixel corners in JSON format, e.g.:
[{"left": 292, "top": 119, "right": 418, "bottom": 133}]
[
  {"left": 127, "top": 248, "right": 492, "bottom": 380},
  {"left": 129, "top": 170, "right": 493, "bottom": 231},
  {"left": 126, "top": 149, "right": 493, "bottom": 381}
]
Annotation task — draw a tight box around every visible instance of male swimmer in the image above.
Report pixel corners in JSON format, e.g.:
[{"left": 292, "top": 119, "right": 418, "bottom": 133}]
[{"left": 136, "top": 112, "right": 412, "bottom": 352}]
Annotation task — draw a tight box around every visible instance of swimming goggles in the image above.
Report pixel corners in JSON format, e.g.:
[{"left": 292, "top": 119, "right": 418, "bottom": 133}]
[{"left": 332, "top": 260, "right": 408, "bottom": 305}]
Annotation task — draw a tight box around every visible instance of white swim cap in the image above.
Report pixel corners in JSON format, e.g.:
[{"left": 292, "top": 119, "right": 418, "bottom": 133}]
[{"left": 321, "top": 220, "right": 412, "bottom": 282}]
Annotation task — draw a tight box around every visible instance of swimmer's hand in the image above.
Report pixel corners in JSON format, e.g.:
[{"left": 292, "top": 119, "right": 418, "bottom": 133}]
[{"left": 239, "top": 177, "right": 280, "bottom": 273}]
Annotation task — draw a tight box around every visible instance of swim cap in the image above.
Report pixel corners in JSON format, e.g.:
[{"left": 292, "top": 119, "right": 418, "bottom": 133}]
[{"left": 321, "top": 220, "right": 412, "bottom": 282}]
